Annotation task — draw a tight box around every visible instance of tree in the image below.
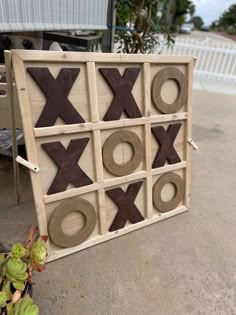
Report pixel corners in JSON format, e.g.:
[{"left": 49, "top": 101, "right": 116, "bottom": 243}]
[
  {"left": 191, "top": 16, "right": 204, "bottom": 30},
  {"left": 188, "top": 2, "right": 195, "bottom": 17},
  {"left": 115, "top": 0, "right": 175, "bottom": 54},
  {"left": 172, "top": 0, "right": 196, "bottom": 28},
  {"left": 218, "top": 4, "right": 236, "bottom": 28}
]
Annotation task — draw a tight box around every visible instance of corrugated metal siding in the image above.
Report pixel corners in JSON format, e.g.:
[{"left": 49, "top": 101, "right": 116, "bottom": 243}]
[{"left": 0, "top": 0, "right": 109, "bottom": 32}]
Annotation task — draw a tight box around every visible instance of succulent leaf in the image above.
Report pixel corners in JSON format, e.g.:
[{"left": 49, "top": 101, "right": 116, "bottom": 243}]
[
  {"left": 6, "top": 258, "right": 28, "bottom": 284},
  {"left": 13, "top": 281, "right": 25, "bottom": 291},
  {"left": 11, "top": 244, "right": 26, "bottom": 259},
  {"left": 7, "top": 301, "right": 14, "bottom": 315},
  {"left": 14, "top": 295, "right": 39, "bottom": 315},
  {"left": 0, "top": 291, "right": 7, "bottom": 308},
  {"left": 2, "top": 280, "right": 12, "bottom": 300},
  {"left": 30, "top": 239, "right": 47, "bottom": 271}
]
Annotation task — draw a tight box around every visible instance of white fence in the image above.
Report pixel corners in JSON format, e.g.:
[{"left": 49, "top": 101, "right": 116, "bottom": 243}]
[{"left": 159, "top": 37, "right": 236, "bottom": 82}]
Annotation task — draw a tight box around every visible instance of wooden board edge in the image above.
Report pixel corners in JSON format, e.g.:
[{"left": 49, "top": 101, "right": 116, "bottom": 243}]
[
  {"left": 43, "top": 161, "right": 187, "bottom": 204},
  {"left": 34, "top": 113, "right": 188, "bottom": 138},
  {"left": 12, "top": 51, "right": 50, "bottom": 251},
  {"left": 184, "top": 58, "right": 194, "bottom": 207},
  {"left": 47, "top": 205, "right": 189, "bottom": 262},
  {"left": 11, "top": 50, "right": 195, "bottom": 64}
]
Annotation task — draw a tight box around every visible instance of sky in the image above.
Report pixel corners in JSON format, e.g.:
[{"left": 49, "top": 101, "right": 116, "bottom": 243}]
[{"left": 192, "top": 0, "right": 236, "bottom": 26}]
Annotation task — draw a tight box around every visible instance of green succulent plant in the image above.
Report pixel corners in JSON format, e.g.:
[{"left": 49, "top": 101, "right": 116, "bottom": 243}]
[
  {"left": 0, "top": 226, "right": 48, "bottom": 314},
  {"left": 0, "top": 291, "right": 7, "bottom": 308},
  {"left": 7, "top": 295, "right": 39, "bottom": 315},
  {"left": 6, "top": 258, "right": 28, "bottom": 291},
  {"left": 11, "top": 244, "right": 26, "bottom": 260},
  {"left": 30, "top": 239, "right": 47, "bottom": 272}
]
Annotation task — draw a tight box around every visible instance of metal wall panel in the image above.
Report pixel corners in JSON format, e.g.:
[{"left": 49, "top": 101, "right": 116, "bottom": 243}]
[{"left": 0, "top": 0, "right": 108, "bottom": 32}]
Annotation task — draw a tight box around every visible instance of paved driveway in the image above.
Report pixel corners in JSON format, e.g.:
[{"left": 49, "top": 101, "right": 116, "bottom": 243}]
[{"left": 1, "top": 87, "right": 236, "bottom": 314}]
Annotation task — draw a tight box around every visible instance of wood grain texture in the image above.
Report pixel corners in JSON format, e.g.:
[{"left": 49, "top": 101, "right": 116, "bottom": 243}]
[
  {"left": 27, "top": 67, "right": 85, "bottom": 127},
  {"left": 184, "top": 59, "right": 194, "bottom": 208},
  {"left": 33, "top": 113, "right": 188, "bottom": 138},
  {"left": 48, "top": 198, "right": 96, "bottom": 248},
  {"left": 99, "top": 68, "right": 142, "bottom": 120},
  {"left": 11, "top": 50, "right": 194, "bottom": 261},
  {"left": 153, "top": 172, "right": 184, "bottom": 212},
  {"left": 151, "top": 67, "right": 187, "bottom": 114},
  {"left": 12, "top": 50, "right": 194, "bottom": 63},
  {"left": 42, "top": 138, "right": 93, "bottom": 195},
  {"left": 102, "top": 129, "right": 143, "bottom": 176},
  {"left": 106, "top": 181, "right": 145, "bottom": 232},
  {"left": 151, "top": 123, "right": 182, "bottom": 168}
]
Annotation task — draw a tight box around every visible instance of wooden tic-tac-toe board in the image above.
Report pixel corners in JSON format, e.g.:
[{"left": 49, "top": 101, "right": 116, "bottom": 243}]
[{"left": 12, "top": 51, "right": 194, "bottom": 261}]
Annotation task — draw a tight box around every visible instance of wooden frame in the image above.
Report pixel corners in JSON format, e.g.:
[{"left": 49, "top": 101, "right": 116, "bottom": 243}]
[{"left": 11, "top": 50, "right": 194, "bottom": 262}]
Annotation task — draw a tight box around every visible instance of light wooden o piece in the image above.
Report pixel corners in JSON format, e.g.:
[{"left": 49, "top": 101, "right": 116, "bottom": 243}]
[
  {"left": 103, "top": 130, "right": 143, "bottom": 176},
  {"left": 153, "top": 173, "right": 184, "bottom": 212},
  {"left": 48, "top": 198, "right": 96, "bottom": 248},
  {"left": 151, "top": 67, "right": 187, "bottom": 114}
]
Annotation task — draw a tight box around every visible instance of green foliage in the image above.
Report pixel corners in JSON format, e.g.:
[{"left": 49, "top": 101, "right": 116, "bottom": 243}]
[
  {"left": 0, "top": 226, "right": 48, "bottom": 314},
  {"left": 7, "top": 295, "right": 39, "bottom": 315},
  {"left": 30, "top": 239, "right": 47, "bottom": 272},
  {"left": 115, "top": 0, "right": 175, "bottom": 54},
  {"left": 191, "top": 16, "right": 204, "bottom": 30},
  {"left": 227, "top": 25, "right": 236, "bottom": 35},
  {"left": 6, "top": 258, "right": 28, "bottom": 290},
  {"left": 172, "top": 0, "right": 195, "bottom": 27},
  {"left": 0, "top": 291, "right": 7, "bottom": 308},
  {"left": 11, "top": 245, "right": 26, "bottom": 260},
  {"left": 218, "top": 4, "right": 236, "bottom": 28}
]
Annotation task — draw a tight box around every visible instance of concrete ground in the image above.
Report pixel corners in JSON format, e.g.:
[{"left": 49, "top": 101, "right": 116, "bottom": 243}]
[
  {"left": 1, "top": 81, "right": 236, "bottom": 314},
  {"left": 176, "top": 30, "right": 235, "bottom": 43}
]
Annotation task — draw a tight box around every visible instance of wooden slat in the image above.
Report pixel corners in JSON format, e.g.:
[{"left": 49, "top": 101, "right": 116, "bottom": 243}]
[
  {"left": 92, "top": 130, "right": 104, "bottom": 183},
  {"left": 97, "top": 189, "right": 107, "bottom": 235},
  {"left": 12, "top": 50, "right": 194, "bottom": 63},
  {"left": 145, "top": 176, "right": 153, "bottom": 219},
  {"left": 12, "top": 53, "right": 50, "bottom": 252},
  {"left": 47, "top": 205, "right": 188, "bottom": 262},
  {"left": 184, "top": 59, "right": 194, "bottom": 208},
  {"left": 86, "top": 61, "right": 99, "bottom": 122},
  {"left": 33, "top": 113, "right": 188, "bottom": 138},
  {"left": 43, "top": 161, "right": 187, "bottom": 204},
  {"left": 143, "top": 62, "right": 151, "bottom": 117},
  {"left": 144, "top": 123, "right": 152, "bottom": 171}
]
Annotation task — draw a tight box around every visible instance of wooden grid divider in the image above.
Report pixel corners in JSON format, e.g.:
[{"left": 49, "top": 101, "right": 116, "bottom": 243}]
[
  {"left": 145, "top": 176, "right": 153, "bottom": 219},
  {"left": 86, "top": 61, "right": 99, "bottom": 123},
  {"left": 92, "top": 130, "right": 104, "bottom": 183},
  {"left": 33, "top": 113, "right": 188, "bottom": 138},
  {"left": 144, "top": 123, "right": 152, "bottom": 171},
  {"left": 143, "top": 62, "right": 151, "bottom": 117},
  {"left": 97, "top": 189, "right": 107, "bottom": 235},
  {"left": 43, "top": 161, "right": 187, "bottom": 204}
]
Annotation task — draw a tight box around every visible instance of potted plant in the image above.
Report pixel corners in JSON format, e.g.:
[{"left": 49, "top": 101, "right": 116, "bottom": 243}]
[{"left": 0, "top": 226, "right": 48, "bottom": 314}]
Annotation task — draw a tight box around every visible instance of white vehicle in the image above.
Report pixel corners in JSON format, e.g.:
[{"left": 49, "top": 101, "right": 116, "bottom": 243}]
[{"left": 180, "top": 23, "right": 193, "bottom": 34}]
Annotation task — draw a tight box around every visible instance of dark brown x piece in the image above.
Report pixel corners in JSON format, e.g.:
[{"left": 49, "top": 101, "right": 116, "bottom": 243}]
[
  {"left": 152, "top": 123, "right": 182, "bottom": 168},
  {"left": 27, "top": 67, "right": 85, "bottom": 127},
  {"left": 99, "top": 68, "right": 142, "bottom": 121},
  {"left": 106, "top": 181, "right": 144, "bottom": 232},
  {"left": 42, "top": 138, "right": 93, "bottom": 195}
]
